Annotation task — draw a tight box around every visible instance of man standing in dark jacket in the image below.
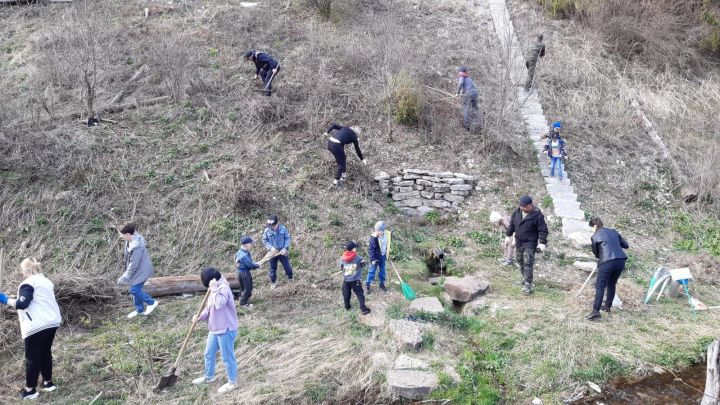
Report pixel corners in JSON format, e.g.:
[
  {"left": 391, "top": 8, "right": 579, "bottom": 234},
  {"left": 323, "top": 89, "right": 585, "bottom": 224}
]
[
  {"left": 244, "top": 50, "right": 280, "bottom": 96},
  {"left": 525, "top": 34, "right": 545, "bottom": 91},
  {"left": 506, "top": 196, "right": 548, "bottom": 294}
]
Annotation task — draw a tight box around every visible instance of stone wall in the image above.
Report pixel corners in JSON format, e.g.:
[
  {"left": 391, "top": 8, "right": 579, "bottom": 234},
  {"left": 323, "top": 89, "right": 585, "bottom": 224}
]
[{"left": 375, "top": 169, "right": 475, "bottom": 216}]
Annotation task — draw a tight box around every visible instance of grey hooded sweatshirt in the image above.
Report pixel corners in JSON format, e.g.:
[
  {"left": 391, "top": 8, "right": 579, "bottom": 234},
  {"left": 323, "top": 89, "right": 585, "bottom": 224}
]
[{"left": 118, "top": 233, "right": 155, "bottom": 286}]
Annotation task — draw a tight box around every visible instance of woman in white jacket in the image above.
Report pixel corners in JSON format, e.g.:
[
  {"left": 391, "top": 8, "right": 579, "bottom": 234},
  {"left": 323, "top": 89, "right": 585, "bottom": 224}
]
[{"left": 0, "top": 257, "right": 62, "bottom": 400}]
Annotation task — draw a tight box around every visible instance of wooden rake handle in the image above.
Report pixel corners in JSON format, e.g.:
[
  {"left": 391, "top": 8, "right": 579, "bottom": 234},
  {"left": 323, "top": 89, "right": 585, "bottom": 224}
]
[{"left": 171, "top": 288, "right": 211, "bottom": 371}]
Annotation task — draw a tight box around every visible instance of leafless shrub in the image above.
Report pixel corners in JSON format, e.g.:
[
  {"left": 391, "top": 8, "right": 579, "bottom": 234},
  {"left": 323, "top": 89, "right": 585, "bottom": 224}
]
[
  {"left": 36, "top": 0, "right": 116, "bottom": 119},
  {"left": 148, "top": 32, "right": 194, "bottom": 101},
  {"left": 306, "top": 0, "right": 332, "bottom": 19}
]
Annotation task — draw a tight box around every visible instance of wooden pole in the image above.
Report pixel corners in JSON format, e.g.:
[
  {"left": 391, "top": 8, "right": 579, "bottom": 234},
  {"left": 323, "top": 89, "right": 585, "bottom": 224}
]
[
  {"left": 144, "top": 273, "right": 240, "bottom": 297},
  {"left": 702, "top": 339, "right": 720, "bottom": 405}
]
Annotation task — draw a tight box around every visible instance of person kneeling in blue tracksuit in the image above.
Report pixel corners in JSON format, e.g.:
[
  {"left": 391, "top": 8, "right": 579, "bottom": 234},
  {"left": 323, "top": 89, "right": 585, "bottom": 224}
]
[
  {"left": 366, "top": 221, "right": 389, "bottom": 294},
  {"left": 235, "top": 236, "right": 260, "bottom": 309}
]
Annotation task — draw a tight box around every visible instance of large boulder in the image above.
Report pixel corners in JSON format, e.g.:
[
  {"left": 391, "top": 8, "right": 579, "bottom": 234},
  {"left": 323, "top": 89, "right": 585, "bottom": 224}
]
[
  {"left": 443, "top": 275, "right": 490, "bottom": 302},
  {"left": 388, "top": 320, "right": 423, "bottom": 351},
  {"left": 387, "top": 369, "right": 439, "bottom": 400},
  {"left": 407, "top": 297, "right": 444, "bottom": 315}
]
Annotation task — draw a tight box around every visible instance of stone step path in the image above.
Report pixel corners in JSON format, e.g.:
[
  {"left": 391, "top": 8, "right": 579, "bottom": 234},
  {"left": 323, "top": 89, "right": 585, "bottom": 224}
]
[{"left": 487, "top": 0, "right": 593, "bottom": 247}]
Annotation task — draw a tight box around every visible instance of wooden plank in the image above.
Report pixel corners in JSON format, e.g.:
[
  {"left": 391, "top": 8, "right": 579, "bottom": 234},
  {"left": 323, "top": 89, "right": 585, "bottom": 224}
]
[{"left": 702, "top": 339, "right": 720, "bottom": 405}]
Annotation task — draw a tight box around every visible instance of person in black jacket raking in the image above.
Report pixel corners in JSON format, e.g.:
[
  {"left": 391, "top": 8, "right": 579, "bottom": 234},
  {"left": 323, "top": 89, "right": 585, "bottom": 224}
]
[
  {"left": 325, "top": 123, "right": 366, "bottom": 189},
  {"left": 505, "top": 195, "right": 548, "bottom": 294},
  {"left": 587, "top": 217, "right": 629, "bottom": 321},
  {"left": 244, "top": 50, "right": 280, "bottom": 96}
]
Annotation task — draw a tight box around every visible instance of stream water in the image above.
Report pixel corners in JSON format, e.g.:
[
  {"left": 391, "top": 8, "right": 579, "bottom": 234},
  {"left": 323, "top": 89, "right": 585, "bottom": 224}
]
[{"left": 580, "top": 362, "right": 707, "bottom": 404}]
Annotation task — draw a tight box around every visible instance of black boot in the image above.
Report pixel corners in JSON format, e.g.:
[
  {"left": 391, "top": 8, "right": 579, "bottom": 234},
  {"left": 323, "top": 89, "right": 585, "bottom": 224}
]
[
  {"left": 586, "top": 310, "right": 601, "bottom": 321},
  {"left": 601, "top": 305, "right": 611, "bottom": 313},
  {"left": 361, "top": 307, "right": 371, "bottom": 315},
  {"left": 365, "top": 284, "right": 371, "bottom": 294},
  {"left": 379, "top": 283, "right": 388, "bottom": 292}
]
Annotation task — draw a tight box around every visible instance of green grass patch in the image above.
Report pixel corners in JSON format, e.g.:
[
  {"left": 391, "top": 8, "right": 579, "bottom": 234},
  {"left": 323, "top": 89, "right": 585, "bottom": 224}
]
[
  {"left": 571, "top": 354, "right": 627, "bottom": 381},
  {"left": 414, "top": 310, "right": 485, "bottom": 333}
]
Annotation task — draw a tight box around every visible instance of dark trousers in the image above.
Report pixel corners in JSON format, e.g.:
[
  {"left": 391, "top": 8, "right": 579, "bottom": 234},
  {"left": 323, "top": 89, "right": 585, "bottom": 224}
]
[
  {"left": 593, "top": 259, "right": 626, "bottom": 311},
  {"left": 268, "top": 254, "right": 293, "bottom": 283},
  {"left": 342, "top": 280, "right": 368, "bottom": 311},
  {"left": 525, "top": 62, "right": 537, "bottom": 90},
  {"left": 24, "top": 327, "right": 58, "bottom": 388},
  {"left": 516, "top": 246, "right": 536, "bottom": 284},
  {"left": 327, "top": 141, "right": 346, "bottom": 180},
  {"left": 238, "top": 271, "right": 253, "bottom": 305},
  {"left": 259, "top": 66, "right": 280, "bottom": 96}
]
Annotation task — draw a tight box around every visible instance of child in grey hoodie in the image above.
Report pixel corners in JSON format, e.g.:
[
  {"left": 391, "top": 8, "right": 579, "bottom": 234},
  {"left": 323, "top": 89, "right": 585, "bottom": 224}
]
[{"left": 117, "top": 223, "right": 158, "bottom": 319}]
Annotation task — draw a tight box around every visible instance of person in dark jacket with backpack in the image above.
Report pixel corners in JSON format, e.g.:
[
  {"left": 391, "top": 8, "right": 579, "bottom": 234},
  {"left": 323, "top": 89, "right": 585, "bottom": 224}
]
[
  {"left": 0, "top": 258, "right": 62, "bottom": 400},
  {"left": 587, "top": 217, "right": 629, "bottom": 321},
  {"left": 366, "top": 221, "right": 389, "bottom": 294},
  {"left": 506, "top": 196, "right": 548, "bottom": 294},
  {"left": 235, "top": 236, "right": 260, "bottom": 309},
  {"left": 325, "top": 123, "right": 366, "bottom": 189},
  {"left": 244, "top": 50, "right": 280, "bottom": 96},
  {"left": 339, "top": 241, "right": 370, "bottom": 315}
]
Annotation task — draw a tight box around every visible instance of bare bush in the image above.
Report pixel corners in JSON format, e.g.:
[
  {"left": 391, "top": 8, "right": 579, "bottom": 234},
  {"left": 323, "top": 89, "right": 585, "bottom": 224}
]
[
  {"left": 306, "top": 0, "right": 332, "bottom": 19},
  {"left": 36, "top": 0, "right": 115, "bottom": 119},
  {"left": 148, "top": 32, "right": 194, "bottom": 101}
]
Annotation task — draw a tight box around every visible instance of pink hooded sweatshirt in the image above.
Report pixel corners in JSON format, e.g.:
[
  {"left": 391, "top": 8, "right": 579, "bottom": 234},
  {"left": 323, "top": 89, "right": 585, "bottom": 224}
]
[{"left": 198, "top": 276, "right": 238, "bottom": 335}]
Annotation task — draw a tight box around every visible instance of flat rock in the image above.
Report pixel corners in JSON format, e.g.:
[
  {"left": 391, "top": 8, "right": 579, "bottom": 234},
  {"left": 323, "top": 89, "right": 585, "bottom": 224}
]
[
  {"left": 443, "top": 365, "right": 461, "bottom": 383},
  {"left": 388, "top": 319, "right": 423, "bottom": 350},
  {"left": 360, "top": 302, "right": 388, "bottom": 328},
  {"left": 444, "top": 275, "right": 490, "bottom": 302},
  {"left": 463, "top": 296, "right": 488, "bottom": 315},
  {"left": 573, "top": 261, "right": 596, "bottom": 272},
  {"left": 568, "top": 231, "right": 592, "bottom": 248},
  {"left": 394, "top": 354, "right": 429, "bottom": 370},
  {"left": 387, "top": 369, "right": 439, "bottom": 400},
  {"left": 374, "top": 171, "right": 390, "bottom": 181},
  {"left": 407, "top": 297, "right": 444, "bottom": 315}
]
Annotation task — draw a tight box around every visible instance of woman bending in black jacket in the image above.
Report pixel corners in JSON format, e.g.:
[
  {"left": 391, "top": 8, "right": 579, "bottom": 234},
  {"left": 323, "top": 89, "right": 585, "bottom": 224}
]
[{"left": 587, "top": 218, "right": 629, "bottom": 321}]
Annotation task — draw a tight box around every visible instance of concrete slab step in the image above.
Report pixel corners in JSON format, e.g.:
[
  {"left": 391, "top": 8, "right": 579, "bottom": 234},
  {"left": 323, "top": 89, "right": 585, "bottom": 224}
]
[
  {"left": 562, "top": 218, "right": 591, "bottom": 237},
  {"left": 546, "top": 184, "right": 574, "bottom": 194},
  {"left": 544, "top": 177, "right": 571, "bottom": 186},
  {"left": 541, "top": 168, "right": 568, "bottom": 179},
  {"left": 554, "top": 207, "right": 585, "bottom": 220}
]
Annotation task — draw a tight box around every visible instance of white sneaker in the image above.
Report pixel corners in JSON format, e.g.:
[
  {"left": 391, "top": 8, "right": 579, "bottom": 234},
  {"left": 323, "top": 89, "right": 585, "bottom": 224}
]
[
  {"left": 143, "top": 300, "right": 159, "bottom": 316},
  {"left": 218, "top": 382, "right": 238, "bottom": 394},
  {"left": 127, "top": 310, "right": 140, "bottom": 319},
  {"left": 270, "top": 283, "right": 277, "bottom": 290},
  {"left": 192, "top": 375, "right": 217, "bottom": 385},
  {"left": 242, "top": 304, "right": 253, "bottom": 309}
]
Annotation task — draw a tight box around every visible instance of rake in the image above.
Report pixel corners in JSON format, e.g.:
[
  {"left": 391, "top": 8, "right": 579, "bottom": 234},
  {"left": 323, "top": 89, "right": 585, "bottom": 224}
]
[
  {"left": 155, "top": 288, "right": 210, "bottom": 391},
  {"left": 387, "top": 230, "right": 415, "bottom": 301}
]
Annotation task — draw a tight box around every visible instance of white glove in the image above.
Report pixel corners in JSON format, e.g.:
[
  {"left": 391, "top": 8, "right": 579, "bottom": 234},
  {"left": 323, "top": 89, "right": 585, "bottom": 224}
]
[
  {"left": 537, "top": 243, "right": 546, "bottom": 252},
  {"left": 362, "top": 159, "right": 367, "bottom": 166},
  {"left": 504, "top": 236, "right": 512, "bottom": 245},
  {"left": 280, "top": 248, "right": 288, "bottom": 256}
]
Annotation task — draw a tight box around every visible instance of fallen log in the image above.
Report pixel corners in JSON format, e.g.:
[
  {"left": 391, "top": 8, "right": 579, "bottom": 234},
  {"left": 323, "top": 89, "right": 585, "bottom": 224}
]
[
  {"left": 109, "top": 65, "right": 147, "bottom": 106},
  {"left": 702, "top": 339, "right": 720, "bottom": 405},
  {"left": 144, "top": 273, "right": 240, "bottom": 297}
]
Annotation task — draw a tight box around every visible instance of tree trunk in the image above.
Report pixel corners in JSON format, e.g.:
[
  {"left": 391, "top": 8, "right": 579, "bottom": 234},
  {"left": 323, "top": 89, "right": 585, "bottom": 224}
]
[
  {"left": 143, "top": 272, "right": 241, "bottom": 297},
  {"left": 702, "top": 339, "right": 720, "bottom": 405}
]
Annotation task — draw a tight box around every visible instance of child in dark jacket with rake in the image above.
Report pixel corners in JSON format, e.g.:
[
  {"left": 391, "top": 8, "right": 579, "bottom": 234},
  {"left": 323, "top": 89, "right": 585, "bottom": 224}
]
[{"left": 339, "top": 242, "right": 371, "bottom": 315}]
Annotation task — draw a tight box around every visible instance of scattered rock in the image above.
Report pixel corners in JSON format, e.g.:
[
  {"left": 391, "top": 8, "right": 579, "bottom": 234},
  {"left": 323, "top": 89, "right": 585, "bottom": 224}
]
[
  {"left": 386, "top": 369, "right": 439, "bottom": 400},
  {"left": 417, "top": 206, "right": 435, "bottom": 216},
  {"left": 360, "top": 302, "right": 387, "bottom": 328},
  {"left": 463, "top": 296, "right": 488, "bottom": 315},
  {"left": 407, "top": 297, "right": 444, "bottom": 315},
  {"left": 532, "top": 398, "right": 543, "bottom": 405},
  {"left": 393, "top": 354, "right": 429, "bottom": 370},
  {"left": 388, "top": 319, "right": 423, "bottom": 351},
  {"left": 573, "top": 261, "right": 596, "bottom": 272},
  {"left": 587, "top": 381, "right": 602, "bottom": 393},
  {"left": 568, "top": 232, "right": 593, "bottom": 248},
  {"left": 443, "top": 275, "right": 490, "bottom": 302},
  {"left": 374, "top": 171, "right": 390, "bottom": 181}
]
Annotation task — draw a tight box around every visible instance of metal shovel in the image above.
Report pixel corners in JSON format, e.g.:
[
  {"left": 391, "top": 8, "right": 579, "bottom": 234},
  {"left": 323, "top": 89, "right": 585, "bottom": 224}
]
[{"left": 155, "top": 288, "right": 211, "bottom": 391}]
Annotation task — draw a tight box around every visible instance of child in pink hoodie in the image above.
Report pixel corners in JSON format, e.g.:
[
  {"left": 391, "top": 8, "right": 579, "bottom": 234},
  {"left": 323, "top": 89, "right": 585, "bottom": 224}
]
[{"left": 192, "top": 267, "right": 239, "bottom": 395}]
